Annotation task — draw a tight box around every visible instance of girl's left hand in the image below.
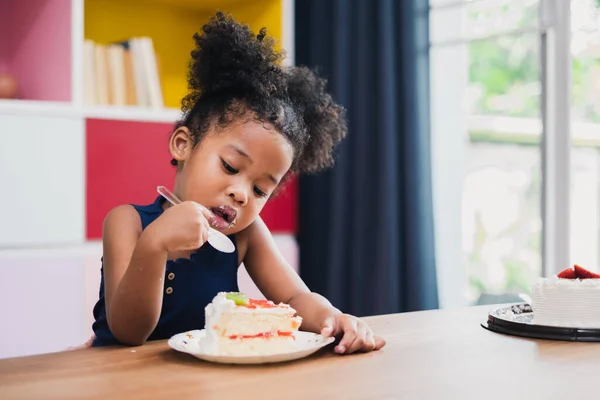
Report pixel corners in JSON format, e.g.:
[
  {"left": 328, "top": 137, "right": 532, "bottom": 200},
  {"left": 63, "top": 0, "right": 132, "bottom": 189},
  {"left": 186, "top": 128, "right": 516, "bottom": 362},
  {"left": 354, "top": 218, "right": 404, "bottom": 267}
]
[
  {"left": 320, "top": 313, "right": 386, "bottom": 354},
  {"left": 67, "top": 334, "right": 95, "bottom": 351}
]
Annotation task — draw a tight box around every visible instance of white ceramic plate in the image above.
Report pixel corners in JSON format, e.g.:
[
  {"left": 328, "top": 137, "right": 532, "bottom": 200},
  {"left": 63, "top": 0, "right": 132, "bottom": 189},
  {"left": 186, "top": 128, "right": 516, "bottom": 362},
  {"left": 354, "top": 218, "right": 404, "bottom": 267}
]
[{"left": 168, "top": 329, "right": 335, "bottom": 365}]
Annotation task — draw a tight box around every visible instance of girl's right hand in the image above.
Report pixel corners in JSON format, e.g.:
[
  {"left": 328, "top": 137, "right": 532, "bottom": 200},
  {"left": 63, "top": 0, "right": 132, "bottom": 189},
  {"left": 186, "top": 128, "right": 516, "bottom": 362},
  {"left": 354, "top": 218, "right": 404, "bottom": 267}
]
[{"left": 153, "top": 201, "right": 215, "bottom": 252}]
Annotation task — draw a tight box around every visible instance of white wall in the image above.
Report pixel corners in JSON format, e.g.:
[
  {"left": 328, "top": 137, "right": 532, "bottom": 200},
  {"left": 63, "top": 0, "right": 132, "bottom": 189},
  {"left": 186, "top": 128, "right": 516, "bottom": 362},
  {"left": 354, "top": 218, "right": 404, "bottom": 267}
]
[{"left": 0, "top": 113, "right": 85, "bottom": 246}]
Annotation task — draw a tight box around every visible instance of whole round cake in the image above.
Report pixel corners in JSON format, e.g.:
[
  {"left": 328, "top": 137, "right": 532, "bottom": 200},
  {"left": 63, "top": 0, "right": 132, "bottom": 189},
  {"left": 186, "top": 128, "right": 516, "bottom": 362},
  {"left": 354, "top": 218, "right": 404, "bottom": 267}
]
[{"left": 531, "top": 264, "right": 600, "bottom": 328}]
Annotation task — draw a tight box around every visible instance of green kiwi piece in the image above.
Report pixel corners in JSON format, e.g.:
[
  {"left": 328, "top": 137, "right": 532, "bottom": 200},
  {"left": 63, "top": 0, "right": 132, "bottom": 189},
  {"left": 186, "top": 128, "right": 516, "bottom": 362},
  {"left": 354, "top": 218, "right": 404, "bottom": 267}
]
[{"left": 225, "top": 292, "right": 249, "bottom": 306}]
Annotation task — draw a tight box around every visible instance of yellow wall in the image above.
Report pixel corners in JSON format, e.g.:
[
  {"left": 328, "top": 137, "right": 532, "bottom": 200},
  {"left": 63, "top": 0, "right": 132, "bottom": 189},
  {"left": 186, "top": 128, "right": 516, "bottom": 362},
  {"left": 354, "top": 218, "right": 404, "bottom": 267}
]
[{"left": 85, "top": 0, "right": 283, "bottom": 109}]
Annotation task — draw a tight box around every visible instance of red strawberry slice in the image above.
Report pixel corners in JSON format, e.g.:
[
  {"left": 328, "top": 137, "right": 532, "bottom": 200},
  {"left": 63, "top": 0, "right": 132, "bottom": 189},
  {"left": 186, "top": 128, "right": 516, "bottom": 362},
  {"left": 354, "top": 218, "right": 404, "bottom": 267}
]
[
  {"left": 557, "top": 267, "right": 577, "bottom": 279},
  {"left": 574, "top": 264, "right": 600, "bottom": 279}
]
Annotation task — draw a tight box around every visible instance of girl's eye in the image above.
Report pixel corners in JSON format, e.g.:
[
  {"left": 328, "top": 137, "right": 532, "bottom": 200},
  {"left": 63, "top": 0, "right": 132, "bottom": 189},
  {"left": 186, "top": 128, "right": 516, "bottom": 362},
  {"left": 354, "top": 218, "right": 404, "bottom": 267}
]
[
  {"left": 254, "top": 186, "right": 267, "bottom": 197},
  {"left": 221, "top": 159, "right": 238, "bottom": 174}
]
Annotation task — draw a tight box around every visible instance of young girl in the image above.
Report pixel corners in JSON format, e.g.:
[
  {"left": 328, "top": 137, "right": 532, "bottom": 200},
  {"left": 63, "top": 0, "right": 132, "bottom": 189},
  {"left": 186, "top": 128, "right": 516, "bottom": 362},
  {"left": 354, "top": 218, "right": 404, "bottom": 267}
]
[{"left": 90, "top": 12, "right": 385, "bottom": 355}]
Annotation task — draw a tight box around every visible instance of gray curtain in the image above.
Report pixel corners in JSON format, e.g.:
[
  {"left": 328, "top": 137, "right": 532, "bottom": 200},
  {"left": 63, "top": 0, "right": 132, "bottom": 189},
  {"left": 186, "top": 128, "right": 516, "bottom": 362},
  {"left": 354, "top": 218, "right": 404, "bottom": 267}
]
[{"left": 296, "top": 0, "right": 439, "bottom": 316}]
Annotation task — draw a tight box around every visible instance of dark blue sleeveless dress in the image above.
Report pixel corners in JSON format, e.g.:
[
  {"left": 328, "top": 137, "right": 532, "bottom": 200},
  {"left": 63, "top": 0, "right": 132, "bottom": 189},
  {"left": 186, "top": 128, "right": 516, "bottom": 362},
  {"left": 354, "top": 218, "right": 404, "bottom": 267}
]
[{"left": 91, "top": 196, "right": 239, "bottom": 347}]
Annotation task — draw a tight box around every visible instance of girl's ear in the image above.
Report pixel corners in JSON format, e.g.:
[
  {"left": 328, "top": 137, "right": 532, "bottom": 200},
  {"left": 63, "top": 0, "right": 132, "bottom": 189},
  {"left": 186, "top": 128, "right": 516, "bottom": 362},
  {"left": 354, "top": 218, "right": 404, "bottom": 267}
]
[{"left": 169, "top": 127, "right": 193, "bottom": 164}]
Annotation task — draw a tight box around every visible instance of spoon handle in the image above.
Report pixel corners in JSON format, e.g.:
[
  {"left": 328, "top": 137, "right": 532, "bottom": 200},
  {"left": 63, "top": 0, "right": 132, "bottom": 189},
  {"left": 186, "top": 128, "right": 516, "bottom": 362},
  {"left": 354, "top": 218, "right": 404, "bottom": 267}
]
[{"left": 156, "top": 185, "right": 181, "bottom": 206}]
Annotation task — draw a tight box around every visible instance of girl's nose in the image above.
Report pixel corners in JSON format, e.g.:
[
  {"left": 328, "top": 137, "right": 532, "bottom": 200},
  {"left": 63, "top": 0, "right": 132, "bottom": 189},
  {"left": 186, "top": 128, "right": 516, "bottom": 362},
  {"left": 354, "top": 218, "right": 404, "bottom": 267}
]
[{"left": 228, "top": 186, "right": 248, "bottom": 206}]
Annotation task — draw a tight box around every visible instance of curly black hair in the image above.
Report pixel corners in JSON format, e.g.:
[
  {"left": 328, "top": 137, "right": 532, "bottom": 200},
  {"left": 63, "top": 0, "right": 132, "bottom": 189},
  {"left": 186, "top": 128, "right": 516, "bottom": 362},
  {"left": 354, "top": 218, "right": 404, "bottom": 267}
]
[{"left": 172, "top": 12, "right": 347, "bottom": 179}]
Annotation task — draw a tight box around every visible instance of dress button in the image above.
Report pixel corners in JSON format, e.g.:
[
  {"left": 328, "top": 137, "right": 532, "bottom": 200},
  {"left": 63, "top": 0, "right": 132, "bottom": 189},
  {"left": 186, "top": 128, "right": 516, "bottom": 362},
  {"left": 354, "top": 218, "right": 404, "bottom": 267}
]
[
  {"left": 167, "top": 272, "right": 175, "bottom": 280},
  {"left": 165, "top": 287, "right": 173, "bottom": 294}
]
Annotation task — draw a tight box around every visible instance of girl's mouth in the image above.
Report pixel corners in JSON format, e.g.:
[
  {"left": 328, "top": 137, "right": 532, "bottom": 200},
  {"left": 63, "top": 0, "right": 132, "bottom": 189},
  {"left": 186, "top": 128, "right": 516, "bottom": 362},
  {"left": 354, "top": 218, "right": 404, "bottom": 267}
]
[{"left": 209, "top": 205, "right": 238, "bottom": 230}]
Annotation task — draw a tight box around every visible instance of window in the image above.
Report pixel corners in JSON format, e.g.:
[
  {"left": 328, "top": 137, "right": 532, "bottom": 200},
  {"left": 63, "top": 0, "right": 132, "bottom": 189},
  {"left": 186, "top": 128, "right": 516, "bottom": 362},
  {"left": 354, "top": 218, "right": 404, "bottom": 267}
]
[
  {"left": 570, "top": 0, "right": 600, "bottom": 272},
  {"left": 430, "top": 0, "right": 578, "bottom": 307}
]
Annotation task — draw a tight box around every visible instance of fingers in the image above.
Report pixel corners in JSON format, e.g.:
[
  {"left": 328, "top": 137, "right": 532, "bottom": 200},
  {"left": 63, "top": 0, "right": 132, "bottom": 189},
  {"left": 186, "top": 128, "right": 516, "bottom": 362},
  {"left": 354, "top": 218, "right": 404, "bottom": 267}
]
[
  {"left": 196, "top": 203, "right": 220, "bottom": 231},
  {"left": 192, "top": 203, "right": 211, "bottom": 246},
  {"left": 345, "top": 322, "right": 370, "bottom": 354},
  {"left": 346, "top": 321, "right": 379, "bottom": 354},
  {"left": 84, "top": 334, "right": 96, "bottom": 347},
  {"left": 320, "top": 316, "right": 336, "bottom": 337},
  {"left": 334, "top": 316, "right": 358, "bottom": 354},
  {"left": 199, "top": 219, "right": 209, "bottom": 246},
  {"left": 374, "top": 335, "right": 386, "bottom": 350},
  {"left": 360, "top": 329, "right": 377, "bottom": 353},
  {"left": 197, "top": 204, "right": 214, "bottom": 223},
  {"left": 67, "top": 334, "right": 95, "bottom": 351},
  {"left": 161, "top": 201, "right": 215, "bottom": 251},
  {"left": 329, "top": 315, "right": 384, "bottom": 355}
]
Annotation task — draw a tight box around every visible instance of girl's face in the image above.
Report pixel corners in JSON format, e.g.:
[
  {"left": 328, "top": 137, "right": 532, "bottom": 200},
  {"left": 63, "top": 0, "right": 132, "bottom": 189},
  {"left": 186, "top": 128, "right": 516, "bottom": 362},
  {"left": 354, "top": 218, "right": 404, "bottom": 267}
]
[{"left": 169, "top": 119, "right": 294, "bottom": 235}]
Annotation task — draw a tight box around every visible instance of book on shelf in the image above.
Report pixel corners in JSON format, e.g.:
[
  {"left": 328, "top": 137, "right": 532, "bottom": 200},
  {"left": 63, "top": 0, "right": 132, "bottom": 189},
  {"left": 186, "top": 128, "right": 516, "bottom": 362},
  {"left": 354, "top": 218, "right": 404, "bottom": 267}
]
[{"left": 84, "top": 37, "right": 164, "bottom": 108}]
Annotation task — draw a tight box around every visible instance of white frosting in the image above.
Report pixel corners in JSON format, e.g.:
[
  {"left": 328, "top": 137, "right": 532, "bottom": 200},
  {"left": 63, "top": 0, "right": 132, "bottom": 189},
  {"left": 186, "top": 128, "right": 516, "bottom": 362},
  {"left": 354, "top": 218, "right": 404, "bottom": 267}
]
[
  {"left": 199, "top": 292, "right": 301, "bottom": 355},
  {"left": 201, "top": 293, "right": 237, "bottom": 354},
  {"left": 531, "top": 277, "right": 600, "bottom": 328}
]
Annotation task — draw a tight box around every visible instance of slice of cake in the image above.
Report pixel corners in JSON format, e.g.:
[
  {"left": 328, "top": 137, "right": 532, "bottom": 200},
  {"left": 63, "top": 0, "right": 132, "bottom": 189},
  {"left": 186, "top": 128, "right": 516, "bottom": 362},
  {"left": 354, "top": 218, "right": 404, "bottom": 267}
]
[
  {"left": 531, "top": 264, "right": 600, "bottom": 328},
  {"left": 200, "top": 292, "right": 302, "bottom": 356}
]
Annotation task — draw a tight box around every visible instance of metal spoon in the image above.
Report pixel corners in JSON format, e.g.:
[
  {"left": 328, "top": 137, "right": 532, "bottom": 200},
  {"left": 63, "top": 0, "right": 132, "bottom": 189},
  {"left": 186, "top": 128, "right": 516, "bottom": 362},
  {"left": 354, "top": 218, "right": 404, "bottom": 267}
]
[{"left": 156, "top": 186, "right": 235, "bottom": 253}]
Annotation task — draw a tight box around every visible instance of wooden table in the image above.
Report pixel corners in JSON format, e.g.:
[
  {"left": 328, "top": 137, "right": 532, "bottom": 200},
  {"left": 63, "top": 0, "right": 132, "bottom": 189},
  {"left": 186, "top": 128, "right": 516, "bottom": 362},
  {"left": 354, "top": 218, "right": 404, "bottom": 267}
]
[{"left": 2, "top": 304, "right": 600, "bottom": 400}]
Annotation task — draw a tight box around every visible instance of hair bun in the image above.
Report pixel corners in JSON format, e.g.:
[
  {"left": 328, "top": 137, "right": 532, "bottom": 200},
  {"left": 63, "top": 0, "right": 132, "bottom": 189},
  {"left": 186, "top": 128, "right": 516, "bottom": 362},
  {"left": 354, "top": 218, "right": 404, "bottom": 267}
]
[{"left": 182, "top": 12, "right": 286, "bottom": 113}]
